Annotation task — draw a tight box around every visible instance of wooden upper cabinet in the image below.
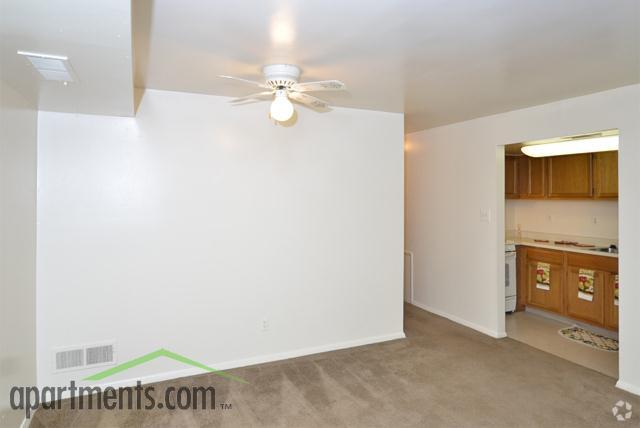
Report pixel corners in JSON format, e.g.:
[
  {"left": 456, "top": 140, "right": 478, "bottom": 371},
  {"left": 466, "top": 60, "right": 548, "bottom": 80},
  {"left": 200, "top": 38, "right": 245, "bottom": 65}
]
[
  {"left": 517, "top": 156, "right": 529, "bottom": 195},
  {"left": 593, "top": 151, "right": 618, "bottom": 199},
  {"left": 505, "top": 150, "right": 616, "bottom": 200},
  {"left": 547, "top": 154, "right": 593, "bottom": 198},
  {"left": 517, "top": 156, "right": 546, "bottom": 198},
  {"left": 505, "top": 155, "right": 519, "bottom": 199},
  {"left": 528, "top": 157, "right": 546, "bottom": 198}
]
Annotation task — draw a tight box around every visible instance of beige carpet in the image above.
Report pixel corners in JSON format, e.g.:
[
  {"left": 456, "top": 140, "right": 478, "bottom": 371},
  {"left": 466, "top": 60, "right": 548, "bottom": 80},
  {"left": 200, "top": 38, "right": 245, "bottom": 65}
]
[{"left": 32, "top": 304, "right": 638, "bottom": 427}]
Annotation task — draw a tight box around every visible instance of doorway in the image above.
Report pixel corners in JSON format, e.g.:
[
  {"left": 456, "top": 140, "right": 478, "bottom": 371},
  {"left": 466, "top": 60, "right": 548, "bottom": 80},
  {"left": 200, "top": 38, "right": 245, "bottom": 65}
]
[{"left": 501, "top": 130, "right": 620, "bottom": 378}]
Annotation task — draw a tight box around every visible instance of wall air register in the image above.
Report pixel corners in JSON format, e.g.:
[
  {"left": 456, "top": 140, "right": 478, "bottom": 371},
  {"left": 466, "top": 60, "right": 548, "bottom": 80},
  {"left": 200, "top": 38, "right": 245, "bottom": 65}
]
[{"left": 53, "top": 343, "right": 115, "bottom": 372}]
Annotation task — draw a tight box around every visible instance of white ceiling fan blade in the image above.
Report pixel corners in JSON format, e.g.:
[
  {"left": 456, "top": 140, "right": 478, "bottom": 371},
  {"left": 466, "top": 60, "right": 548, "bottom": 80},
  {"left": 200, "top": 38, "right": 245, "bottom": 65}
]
[
  {"left": 218, "top": 75, "right": 269, "bottom": 89},
  {"left": 290, "top": 80, "right": 345, "bottom": 92},
  {"left": 229, "top": 91, "right": 274, "bottom": 103},
  {"left": 289, "top": 92, "right": 330, "bottom": 110}
]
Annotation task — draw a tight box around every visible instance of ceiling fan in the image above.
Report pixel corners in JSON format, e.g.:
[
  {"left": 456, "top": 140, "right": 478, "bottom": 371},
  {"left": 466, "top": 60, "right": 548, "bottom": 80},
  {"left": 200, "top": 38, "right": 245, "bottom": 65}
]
[{"left": 218, "top": 64, "right": 346, "bottom": 122}]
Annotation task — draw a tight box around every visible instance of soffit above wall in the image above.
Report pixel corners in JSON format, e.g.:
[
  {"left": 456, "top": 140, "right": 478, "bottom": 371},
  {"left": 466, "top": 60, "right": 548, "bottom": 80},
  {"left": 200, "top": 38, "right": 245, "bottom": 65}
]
[{"left": 0, "top": 0, "right": 134, "bottom": 116}]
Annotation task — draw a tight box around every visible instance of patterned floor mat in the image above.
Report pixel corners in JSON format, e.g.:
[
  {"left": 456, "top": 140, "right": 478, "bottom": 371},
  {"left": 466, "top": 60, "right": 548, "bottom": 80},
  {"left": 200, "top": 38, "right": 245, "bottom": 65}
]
[{"left": 558, "top": 326, "right": 618, "bottom": 352}]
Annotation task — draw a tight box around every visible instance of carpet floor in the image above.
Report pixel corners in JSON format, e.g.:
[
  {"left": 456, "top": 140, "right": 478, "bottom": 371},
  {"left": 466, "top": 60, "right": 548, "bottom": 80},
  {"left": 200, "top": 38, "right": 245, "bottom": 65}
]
[{"left": 31, "top": 304, "right": 639, "bottom": 427}]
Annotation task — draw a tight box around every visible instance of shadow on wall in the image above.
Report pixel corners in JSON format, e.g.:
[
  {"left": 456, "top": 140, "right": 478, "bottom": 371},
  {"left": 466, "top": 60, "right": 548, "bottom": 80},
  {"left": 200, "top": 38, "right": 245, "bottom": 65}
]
[{"left": 132, "top": 0, "right": 153, "bottom": 114}]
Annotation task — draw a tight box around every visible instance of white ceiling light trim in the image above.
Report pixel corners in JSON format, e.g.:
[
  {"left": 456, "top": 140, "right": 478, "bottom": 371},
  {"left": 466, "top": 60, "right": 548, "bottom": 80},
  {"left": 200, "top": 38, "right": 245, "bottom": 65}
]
[
  {"left": 17, "top": 50, "right": 76, "bottom": 83},
  {"left": 521, "top": 135, "right": 619, "bottom": 157}
]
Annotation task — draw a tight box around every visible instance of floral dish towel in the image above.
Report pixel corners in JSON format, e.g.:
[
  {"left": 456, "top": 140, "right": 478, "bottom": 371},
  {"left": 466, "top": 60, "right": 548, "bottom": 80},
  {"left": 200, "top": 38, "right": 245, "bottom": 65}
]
[
  {"left": 536, "top": 262, "right": 550, "bottom": 291},
  {"left": 578, "top": 269, "right": 595, "bottom": 302}
]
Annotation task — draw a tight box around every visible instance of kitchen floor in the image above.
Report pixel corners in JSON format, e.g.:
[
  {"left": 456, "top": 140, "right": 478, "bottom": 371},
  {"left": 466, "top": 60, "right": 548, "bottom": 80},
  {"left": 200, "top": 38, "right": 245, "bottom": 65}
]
[{"left": 506, "top": 310, "right": 618, "bottom": 378}]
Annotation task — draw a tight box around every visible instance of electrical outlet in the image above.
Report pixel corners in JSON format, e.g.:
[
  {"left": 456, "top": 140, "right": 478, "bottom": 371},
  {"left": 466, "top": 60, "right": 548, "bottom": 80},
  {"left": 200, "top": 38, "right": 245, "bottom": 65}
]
[{"left": 261, "top": 319, "right": 269, "bottom": 332}]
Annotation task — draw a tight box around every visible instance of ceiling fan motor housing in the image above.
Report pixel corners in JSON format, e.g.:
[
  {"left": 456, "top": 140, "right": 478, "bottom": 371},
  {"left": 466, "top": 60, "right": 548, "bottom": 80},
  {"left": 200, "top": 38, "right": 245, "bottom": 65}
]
[{"left": 262, "top": 64, "right": 301, "bottom": 89}]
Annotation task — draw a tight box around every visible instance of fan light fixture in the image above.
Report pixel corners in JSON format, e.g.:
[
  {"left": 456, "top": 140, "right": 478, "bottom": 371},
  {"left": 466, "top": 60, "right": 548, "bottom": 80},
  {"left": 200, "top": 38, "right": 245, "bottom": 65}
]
[
  {"left": 270, "top": 90, "right": 294, "bottom": 122},
  {"left": 218, "top": 64, "right": 346, "bottom": 123},
  {"left": 521, "top": 135, "right": 618, "bottom": 158}
]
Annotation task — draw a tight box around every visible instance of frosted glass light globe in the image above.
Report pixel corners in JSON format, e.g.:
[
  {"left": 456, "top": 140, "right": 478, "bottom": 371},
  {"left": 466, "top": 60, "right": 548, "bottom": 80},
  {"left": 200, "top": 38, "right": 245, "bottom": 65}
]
[{"left": 270, "top": 91, "right": 294, "bottom": 122}]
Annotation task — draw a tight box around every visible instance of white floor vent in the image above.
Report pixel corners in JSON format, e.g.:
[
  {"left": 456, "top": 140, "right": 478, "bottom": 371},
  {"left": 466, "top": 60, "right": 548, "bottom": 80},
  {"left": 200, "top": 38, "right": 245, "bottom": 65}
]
[{"left": 54, "top": 343, "right": 115, "bottom": 372}]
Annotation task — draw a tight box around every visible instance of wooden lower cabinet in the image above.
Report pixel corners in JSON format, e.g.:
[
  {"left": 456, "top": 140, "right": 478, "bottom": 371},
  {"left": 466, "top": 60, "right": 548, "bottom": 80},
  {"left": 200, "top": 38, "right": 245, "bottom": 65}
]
[
  {"left": 520, "top": 246, "right": 618, "bottom": 331},
  {"left": 565, "top": 265, "right": 605, "bottom": 325},
  {"left": 604, "top": 272, "right": 619, "bottom": 330},
  {"left": 525, "top": 248, "right": 564, "bottom": 314},
  {"left": 515, "top": 246, "right": 528, "bottom": 311}
]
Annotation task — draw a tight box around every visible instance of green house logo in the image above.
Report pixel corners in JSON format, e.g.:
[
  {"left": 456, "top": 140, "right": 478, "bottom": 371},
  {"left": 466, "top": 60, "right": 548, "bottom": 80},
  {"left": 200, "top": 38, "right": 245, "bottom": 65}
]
[{"left": 84, "top": 348, "right": 248, "bottom": 384}]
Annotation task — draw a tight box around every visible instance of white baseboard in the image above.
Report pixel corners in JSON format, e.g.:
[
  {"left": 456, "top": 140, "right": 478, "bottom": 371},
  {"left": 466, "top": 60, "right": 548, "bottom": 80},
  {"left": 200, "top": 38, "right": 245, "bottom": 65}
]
[
  {"left": 411, "top": 300, "right": 506, "bottom": 339},
  {"left": 58, "top": 331, "right": 406, "bottom": 397},
  {"left": 616, "top": 380, "right": 640, "bottom": 397}
]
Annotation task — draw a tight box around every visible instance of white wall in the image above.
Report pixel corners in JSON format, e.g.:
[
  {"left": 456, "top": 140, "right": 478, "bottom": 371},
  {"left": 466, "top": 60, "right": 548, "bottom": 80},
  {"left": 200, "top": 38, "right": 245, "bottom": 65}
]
[
  {"left": 0, "top": 81, "right": 38, "bottom": 426},
  {"left": 505, "top": 199, "right": 618, "bottom": 239},
  {"left": 36, "top": 89, "right": 405, "bottom": 388},
  {"left": 405, "top": 84, "right": 640, "bottom": 394}
]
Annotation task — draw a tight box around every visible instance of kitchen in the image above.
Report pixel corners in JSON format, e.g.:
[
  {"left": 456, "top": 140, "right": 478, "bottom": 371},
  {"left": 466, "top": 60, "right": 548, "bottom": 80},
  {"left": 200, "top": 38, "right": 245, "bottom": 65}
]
[{"left": 504, "top": 130, "right": 619, "bottom": 377}]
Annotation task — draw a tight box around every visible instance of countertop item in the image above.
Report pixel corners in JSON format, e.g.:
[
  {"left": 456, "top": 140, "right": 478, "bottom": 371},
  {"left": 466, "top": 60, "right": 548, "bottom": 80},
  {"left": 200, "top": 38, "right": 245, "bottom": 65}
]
[{"left": 512, "top": 237, "right": 618, "bottom": 258}]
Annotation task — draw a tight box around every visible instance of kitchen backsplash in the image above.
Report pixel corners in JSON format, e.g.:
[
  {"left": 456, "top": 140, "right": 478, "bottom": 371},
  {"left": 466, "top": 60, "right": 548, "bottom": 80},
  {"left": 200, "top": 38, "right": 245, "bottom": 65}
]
[{"left": 505, "top": 199, "right": 618, "bottom": 240}]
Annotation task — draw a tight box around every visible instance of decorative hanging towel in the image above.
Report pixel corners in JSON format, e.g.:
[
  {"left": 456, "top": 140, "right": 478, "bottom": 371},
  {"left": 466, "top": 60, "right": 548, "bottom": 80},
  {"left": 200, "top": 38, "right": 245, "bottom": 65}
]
[
  {"left": 614, "top": 275, "right": 619, "bottom": 306},
  {"left": 578, "top": 269, "right": 595, "bottom": 301},
  {"left": 536, "top": 262, "right": 551, "bottom": 291}
]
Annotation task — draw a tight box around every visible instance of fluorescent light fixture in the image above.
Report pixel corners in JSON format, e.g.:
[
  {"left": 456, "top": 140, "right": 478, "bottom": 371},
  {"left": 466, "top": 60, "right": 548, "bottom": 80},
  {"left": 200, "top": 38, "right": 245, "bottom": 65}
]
[
  {"left": 17, "top": 50, "right": 76, "bottom": 83},
  {"left": 521, "top": 135, "right": 618, "bottom": 157}
]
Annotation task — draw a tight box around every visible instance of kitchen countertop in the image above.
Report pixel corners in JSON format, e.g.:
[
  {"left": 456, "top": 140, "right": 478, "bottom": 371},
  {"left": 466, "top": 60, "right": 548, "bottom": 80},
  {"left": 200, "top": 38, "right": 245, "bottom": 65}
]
[{"left": 509, "top": 237, "right": 618, "bottom": 258}]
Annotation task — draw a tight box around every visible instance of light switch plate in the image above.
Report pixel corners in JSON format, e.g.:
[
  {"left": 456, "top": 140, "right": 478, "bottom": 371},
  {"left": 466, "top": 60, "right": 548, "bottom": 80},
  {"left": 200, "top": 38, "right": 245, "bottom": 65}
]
[{"left": 480, "top": 208, "right": 491, "bottom": 223}]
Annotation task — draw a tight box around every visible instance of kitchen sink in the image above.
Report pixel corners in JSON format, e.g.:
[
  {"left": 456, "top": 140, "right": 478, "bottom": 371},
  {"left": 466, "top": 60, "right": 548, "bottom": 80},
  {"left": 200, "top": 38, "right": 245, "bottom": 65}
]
[{"left": 588, "top": 246, "right": 618, "bottom": 254}]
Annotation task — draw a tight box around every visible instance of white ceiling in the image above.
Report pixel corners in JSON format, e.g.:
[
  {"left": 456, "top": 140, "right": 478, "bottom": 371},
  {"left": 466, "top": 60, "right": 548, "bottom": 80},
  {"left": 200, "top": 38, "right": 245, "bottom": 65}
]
[
  {"left": 2, "top": 0, "right": 639, "bottom": 132},
  {"left": 134, "top": 0, "right": 639, "bottom": 132}
]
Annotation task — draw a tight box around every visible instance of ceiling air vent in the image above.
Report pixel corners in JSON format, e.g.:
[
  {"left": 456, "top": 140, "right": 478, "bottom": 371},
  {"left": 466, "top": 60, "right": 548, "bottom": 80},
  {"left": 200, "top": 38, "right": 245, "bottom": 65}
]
[{"left": 17, "top": 50, "right": 76, "bottom": 82}]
